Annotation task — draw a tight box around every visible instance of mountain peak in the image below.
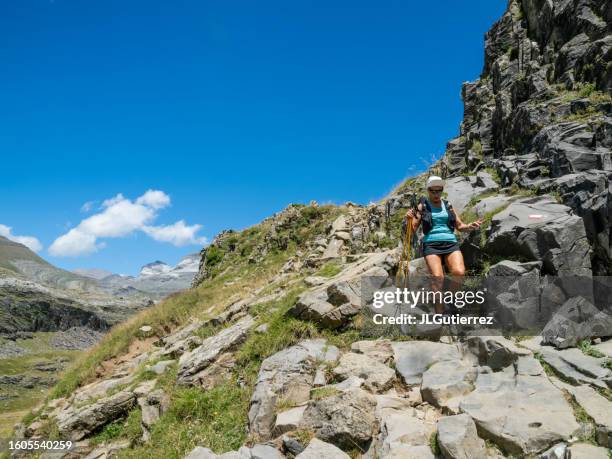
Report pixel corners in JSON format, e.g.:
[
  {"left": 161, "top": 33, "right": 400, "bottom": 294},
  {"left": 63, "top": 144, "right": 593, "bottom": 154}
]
[{"left": 139, "top": 261, "right": 171, "bottom": 277}]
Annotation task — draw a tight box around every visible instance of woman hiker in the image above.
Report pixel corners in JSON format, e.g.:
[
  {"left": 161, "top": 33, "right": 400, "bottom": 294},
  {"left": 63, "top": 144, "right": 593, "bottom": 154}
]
[{"left": 405, "top": 175, "right": 483, "bottom": 313}]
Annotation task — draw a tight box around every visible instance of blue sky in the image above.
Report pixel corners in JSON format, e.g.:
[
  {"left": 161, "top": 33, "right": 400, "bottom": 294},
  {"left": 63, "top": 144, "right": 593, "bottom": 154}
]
[{"left": 0, "top": 0, "right": 506, "bottom": 275}]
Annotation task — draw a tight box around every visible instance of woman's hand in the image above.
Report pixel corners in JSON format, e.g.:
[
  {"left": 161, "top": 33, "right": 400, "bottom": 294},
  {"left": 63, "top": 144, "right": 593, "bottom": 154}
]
[
  {"left": 468, "top": 219, "right": 484, "bottom": 230},
  {"left": 405, "top": 208, "right": 418, "bottom": 220}
]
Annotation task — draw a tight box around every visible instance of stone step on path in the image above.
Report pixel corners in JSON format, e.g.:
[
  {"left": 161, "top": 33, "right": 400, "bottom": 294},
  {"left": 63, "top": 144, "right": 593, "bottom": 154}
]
[
  {"left": 295, "top": 438, "right": 348, "bottom": 459},
  {"left": 176, "top": 315, "right": 255, "bottom": 386},
  {"left": 520, "top": 336, "right": 612, "bottom": 389},
  {"left": 593, "top": 339, "right": 612, "bottom": 358},
  {"left": 185, "top": 444, "right": 284, "bottom": 459},
  {"left": 437, "top": 414, "right": 488, "bottom": 459},
  {"left": 551, "top": 377, "right": 612, "bottom": 448},
  {"left": 569, "top": 442, "right": 610, "bottom": 459}
]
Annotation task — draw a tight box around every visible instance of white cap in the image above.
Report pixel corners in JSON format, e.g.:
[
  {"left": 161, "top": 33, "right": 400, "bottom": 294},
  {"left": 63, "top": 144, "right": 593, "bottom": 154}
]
[{"left": 426, "top": 176, "right": 444, "bottom": 189}]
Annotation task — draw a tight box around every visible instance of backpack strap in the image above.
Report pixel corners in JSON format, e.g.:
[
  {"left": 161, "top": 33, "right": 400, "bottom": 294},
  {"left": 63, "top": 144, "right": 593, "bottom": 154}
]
[{"left": 444, "top": 200, "right": 456, "bottom": 230}]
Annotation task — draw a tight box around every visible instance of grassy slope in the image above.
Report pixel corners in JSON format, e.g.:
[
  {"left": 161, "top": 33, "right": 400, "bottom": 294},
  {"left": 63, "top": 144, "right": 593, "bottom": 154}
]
[
  {"left": 0, "top": 237, "right": 50, "bottom": 273},
  {"left": 7, "top": 204, "right": 361, "bottom": 458},
  {"left": 111, "top": 286, "right": 362, "bottom": 459},
  {"left": 48, "top": 204, "right": 343, "bottom": 400},
  {"left": 0, "top": 334, "right": 79, "bottom": 447}
]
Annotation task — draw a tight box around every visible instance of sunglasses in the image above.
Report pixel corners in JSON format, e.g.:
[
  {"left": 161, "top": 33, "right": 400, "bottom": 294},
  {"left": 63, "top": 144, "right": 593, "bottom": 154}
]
[{"left": 428, "top": 188, "right": 444, "bottom": 194}]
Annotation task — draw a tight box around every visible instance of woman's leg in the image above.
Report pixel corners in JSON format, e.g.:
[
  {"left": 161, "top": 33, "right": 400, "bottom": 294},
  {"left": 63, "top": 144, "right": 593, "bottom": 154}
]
[
  {"left": 425, "top": 254, "right": 445, "bottom": 313},
  {"left": 445, "top": 250, "right": 466, "bottom": 309},
  {"left": 445, "top": 250, "right": 465, "bottom": 276}
]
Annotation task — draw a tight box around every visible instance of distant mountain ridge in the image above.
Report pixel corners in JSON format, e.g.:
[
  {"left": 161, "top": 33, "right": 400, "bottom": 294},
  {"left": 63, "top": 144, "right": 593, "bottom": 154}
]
[
  {"left": 0, "top": 236, "right": 96, "bottom": 291},
  {"left": 73, "top": 253, "right": 200, "bottom": 298},
  {"left": 0, "top": 237, "right": 199, "bottom": 336}
]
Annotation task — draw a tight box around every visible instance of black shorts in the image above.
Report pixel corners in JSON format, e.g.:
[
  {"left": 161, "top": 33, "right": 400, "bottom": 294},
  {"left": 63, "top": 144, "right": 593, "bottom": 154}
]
[{"left": 423, "top": 241, "right": 460, "bottom": 256}]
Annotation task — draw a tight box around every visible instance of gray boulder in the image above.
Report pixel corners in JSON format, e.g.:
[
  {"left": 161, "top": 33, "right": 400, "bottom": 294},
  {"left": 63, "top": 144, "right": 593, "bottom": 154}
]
[
  {"left": 392, "top": 341, "right": 461, "bottom": 385},
  {"left": 302, "top": 388, "right": 377, "bottom": 449},
  {"left": 288, "top": 267, "right": 388, "bottom": 329},
  {"left": 350, "top": 339, "right": 393, "bottom": 364},
  {"left": 56, "top": 390, "right": 136, "bottom": 441},
  {"left": 485, "top": 196, "right": 591, "bottom": 276},
  {"left": 445, "top": 176, "right": 495, "bottom": 215},
  {"left": 287, "top": 290, "right": 336, "bottom": 326},
  {"left": 295, "top": 438, "right": 349, "bottom": 459},
  {"left": 459, "top": 356, "right": 579, "bottom": 455},
  {"left": 139, "top": 389, "right": 170, "bottom": 442},
  {"left": 250, "top": 444, "right": 285, "bottom": 459},
  {"left": 248, "top": 339, "right": 339, "bottom": 440},
  {"left": 421, "top": 361, "right": 477, "bottom": 413},
  {"left": 332, "top": 352, "right": 395, "bottom": 393},
  {"left": 563, "top": 384, "right": 612, "bottom": 447},
  {"left": 569, "top": 443, "right": 610, "bottom": 459},
  {"left": 378, "top": 407, "right": 437, "bottom": 457},
  {"left": 539, "top": 347, "right": 610, "bottom": 389},
  {"left": 161, "top": 319, "right": 204, "bottom": 347},
  {"left": 538, "top": 443, "right": 570, "bottom": 459},
  {"left": 473, "top": 195, "right": 511, "bottom": 217},
  {"left": 148, "top": 359, "right": 175, "bottom": 375},
  {"left": 542, "top": 296, "right": 612, "bottom": 349},
  {"left": 83, "top": 440, "right": 130, "bottom": 459},
  {"left": 177, "top": 315, "right": 254, "bottom": 385},
  {"left": 273, "top": 406, "right": 306, "bottom": 436},
  {"left": 465, "top": 336, "right": 531, "bottom": 371},
  {"left": 437, "top": 414, "right": 487, "bottom": 459}
]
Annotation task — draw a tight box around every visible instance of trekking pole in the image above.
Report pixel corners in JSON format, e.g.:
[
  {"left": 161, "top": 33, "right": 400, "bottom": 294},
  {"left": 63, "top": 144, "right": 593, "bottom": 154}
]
[
  {"left": 395, "top": 222, "right": 406, "bottom": 286},
  {"left": 403, "top": 218, "right": 412, "bottom": 288}
]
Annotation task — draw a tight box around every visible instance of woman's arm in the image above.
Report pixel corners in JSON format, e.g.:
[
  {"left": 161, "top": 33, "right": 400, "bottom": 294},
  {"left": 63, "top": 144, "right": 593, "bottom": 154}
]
[{"left": 453, "top": 209, "right": 483, "bottom": 232}]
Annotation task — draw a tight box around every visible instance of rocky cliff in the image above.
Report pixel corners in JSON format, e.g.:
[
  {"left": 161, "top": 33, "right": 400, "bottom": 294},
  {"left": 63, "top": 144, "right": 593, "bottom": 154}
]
[
  {"left": 442, "top": 0, "right": 611, "bottom": 274},
  {"left": 7, "top": 1, "right": 612, "bottom": 458}
]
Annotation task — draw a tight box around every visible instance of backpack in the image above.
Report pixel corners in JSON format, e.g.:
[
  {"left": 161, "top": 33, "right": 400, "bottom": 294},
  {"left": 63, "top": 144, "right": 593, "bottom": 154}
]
[{"left": 418, "top": 197, "right": 456, "bottom": 235}]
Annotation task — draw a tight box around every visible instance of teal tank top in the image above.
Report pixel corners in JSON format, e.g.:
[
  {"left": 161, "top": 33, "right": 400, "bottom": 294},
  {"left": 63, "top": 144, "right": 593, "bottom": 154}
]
[{"left": 422, "top": 201, "right": 457, "bottom": 243}]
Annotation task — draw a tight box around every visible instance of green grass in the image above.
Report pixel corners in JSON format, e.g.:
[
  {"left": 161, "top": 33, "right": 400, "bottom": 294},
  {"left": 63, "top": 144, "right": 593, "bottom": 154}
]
[
  {"left": 556, "top": 82, "right": 612, "bottom": 105},
  {"left": 563, "top": 391, "right": 597, "bottom": 443},
  {"left": 429, "top": 432, "right": 440, "bottom": 455},
  {"left": 577, "top": 339, "right": 605, "bottom": 359},
  {"left": 484, "top": 167, "right": 501, "bottom": 185},
  {"left": 117, "top": 382, "right": 248, "bottom": 459},
  {"left": 91, "top": 408, "right": 142, "bottom": 446},
  {"left": 316, "top": 262, "right": 342, "bottom": 278},
  {"left": 471, "top": 139, "right": 483, "bottom": 158},
  {"left": 562, "top": 105, "right": 604, "bottom": 123},
  {"left": 310, "top": 387, "right": 340, "bottom": 400},
  {"left": 0, "top": 340, "right": 78, "bottom": 442}
]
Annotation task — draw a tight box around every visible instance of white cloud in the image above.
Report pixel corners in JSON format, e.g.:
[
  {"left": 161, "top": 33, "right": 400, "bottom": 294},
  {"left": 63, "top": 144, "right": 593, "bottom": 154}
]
[
  {"left": 48, "top": 228, "right": 98, "bottom": 256},
  {"left": 79, "top": 197, "right": 157, "bottom": 238},
  {"left": 0, "top": 224, "right": 43, "bottom": 252},
  {"left": 143, "top": 220, "right": 208, "bottom": 247},
  {"left": 49, "top": 190, "right": 205, "bottom": 257},
  {"left": 136, "top": 190, "right": 171, "bottom": 209}
]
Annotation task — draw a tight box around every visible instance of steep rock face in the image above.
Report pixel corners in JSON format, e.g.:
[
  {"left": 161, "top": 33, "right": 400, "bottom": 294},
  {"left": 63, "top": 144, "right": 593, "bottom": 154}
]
[{"left": 443, "top": 0, "right": 612, "bottom": 274}]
